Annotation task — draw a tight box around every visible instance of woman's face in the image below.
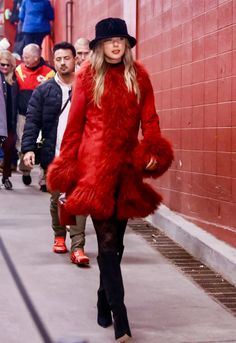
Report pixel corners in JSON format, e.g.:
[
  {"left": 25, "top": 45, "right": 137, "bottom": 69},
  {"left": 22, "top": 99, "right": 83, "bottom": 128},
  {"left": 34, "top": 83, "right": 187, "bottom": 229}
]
[
  {"left": 103, "top": 37, "right": 126, "bottom": 64},
  {"left": 0, "top": 57, "right": 11, "bottom": 75}
]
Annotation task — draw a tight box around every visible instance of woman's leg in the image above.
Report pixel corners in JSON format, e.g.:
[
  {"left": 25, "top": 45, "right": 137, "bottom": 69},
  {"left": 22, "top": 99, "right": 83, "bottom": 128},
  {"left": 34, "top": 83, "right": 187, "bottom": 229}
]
[
  {"left": 116, "top": 219, "right": 128, "bottom": 262},
  {"left": 92, "top": 217, "right": 131, "bottom": 341},
  {"left": 2, "top": 132, "right": 16, "bottom": 189},
  {"left": 95, "top": 219, "right": 127, "bottom": 328},
  {"left": 92, "top": 217, "right": 117, "bottom": 328}
]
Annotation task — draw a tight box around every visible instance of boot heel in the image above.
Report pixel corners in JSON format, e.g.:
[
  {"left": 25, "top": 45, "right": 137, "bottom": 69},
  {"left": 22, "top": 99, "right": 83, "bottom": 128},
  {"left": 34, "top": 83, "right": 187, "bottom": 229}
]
[
  {"left": 116, "top": 334, "right": 131, "bottom": 342},
  {"left": 97, "top": 293, "right": 112, "bottom": 328},
  {"left": 97, "top": 277, "right": 112, "bottom": 328}
]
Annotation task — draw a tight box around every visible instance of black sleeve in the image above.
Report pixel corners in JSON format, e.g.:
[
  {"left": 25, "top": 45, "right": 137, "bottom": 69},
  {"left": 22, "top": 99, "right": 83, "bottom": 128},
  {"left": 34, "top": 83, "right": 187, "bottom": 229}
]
[{"left": 21, "top": 87, "right": 44, "bottom": 153}]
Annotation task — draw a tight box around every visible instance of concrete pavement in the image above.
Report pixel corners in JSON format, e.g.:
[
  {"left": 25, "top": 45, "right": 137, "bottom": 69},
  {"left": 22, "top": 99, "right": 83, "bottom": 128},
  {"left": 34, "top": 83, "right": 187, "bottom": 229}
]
[{"left": 1, "top": 169, "right": 236, "bottom": 343}]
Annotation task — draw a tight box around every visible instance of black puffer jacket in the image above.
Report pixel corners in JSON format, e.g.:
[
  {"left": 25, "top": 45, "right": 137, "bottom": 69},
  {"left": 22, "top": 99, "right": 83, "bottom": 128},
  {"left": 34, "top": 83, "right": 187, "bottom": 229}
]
[{"left": 21, "top": 78, "right": 62, "bottom": 169}]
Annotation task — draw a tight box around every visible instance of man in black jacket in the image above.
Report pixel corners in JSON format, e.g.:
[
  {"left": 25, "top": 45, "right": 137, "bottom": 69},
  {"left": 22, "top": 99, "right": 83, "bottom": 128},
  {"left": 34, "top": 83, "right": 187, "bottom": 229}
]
[
  {"left": 21, "top": 42, "right": 89, "bottom": 265},
  {"left": 15, "top": 43, "right": 55, "bottom": 186}
]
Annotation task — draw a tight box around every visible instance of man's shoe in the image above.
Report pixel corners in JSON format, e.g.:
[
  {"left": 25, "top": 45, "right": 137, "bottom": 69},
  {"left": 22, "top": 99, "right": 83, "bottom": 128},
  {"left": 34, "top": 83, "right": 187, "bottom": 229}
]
[
  {"left": 22, "top": 174, "right": 32, "bottom": 185},
  {"left": 71, "top": 249, "right": 89, "bottom": 265},
  {"left": 2, "top": 177, "right": 13, "bottom": 190},
  {"left": 53, "top": 236, "right": 67, "bottom": 253}
]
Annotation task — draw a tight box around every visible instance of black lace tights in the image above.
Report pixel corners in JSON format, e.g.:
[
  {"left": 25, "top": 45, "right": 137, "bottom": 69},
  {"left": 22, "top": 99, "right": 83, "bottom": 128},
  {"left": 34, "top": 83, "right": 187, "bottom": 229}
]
[{"left": 92, "top": 217, "right": 128, "bottom": 255}]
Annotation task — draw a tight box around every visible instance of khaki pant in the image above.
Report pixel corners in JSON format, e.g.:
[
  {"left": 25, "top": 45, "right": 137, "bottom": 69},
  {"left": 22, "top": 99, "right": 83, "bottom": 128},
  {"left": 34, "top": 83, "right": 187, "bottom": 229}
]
[
  {"left": 16, "top": 114, "right": 31, "bottom": 175},
  {"left": 16, "top": 114, "right": 25, "bottom": 152},
  {"left": 50, "top": 191, "right": 87, "bottom": 251},
  {"left": 39, "top": 167, "right": 46, "bottom": 187}
]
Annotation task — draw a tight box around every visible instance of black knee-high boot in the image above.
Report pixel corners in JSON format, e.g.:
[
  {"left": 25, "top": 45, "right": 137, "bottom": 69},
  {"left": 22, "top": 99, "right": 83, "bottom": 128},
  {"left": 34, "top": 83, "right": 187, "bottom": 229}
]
[
  {"left": 97, "top": 252, "right": 131, "bottom": 341},
  {"left": 97, "top": 246, "right": 125, "bottom": 328},
  {"left": 97, "top": 274, "right": 112, "bottom": 328}
]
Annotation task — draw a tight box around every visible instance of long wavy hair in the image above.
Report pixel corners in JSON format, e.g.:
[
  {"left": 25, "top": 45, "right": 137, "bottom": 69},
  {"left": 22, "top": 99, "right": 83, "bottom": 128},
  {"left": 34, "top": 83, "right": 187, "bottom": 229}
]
[
  {"left": 90, "top": 39, "right": 140, "bottom": 107},
  {"left": 0, "top": 50, "right": 16, "bottom": 85}
]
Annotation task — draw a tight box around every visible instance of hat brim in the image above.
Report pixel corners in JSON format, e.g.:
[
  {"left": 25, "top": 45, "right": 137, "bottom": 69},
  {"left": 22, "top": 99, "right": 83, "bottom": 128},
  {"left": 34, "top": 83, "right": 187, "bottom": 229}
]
[{"left": 89, "top": 34, "right": 136, "bottom": 50}]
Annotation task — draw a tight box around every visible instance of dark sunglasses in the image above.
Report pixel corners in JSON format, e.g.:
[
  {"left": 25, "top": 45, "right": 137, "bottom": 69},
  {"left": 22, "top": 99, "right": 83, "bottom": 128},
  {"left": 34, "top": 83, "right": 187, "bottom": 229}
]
[{"left": 0, "top": 63, "right": 10, "bottom": 67}]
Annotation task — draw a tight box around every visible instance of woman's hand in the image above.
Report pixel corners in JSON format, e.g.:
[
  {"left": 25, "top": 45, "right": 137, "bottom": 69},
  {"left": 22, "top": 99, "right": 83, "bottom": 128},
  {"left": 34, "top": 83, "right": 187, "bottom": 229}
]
[{"left": 145, "top": 156, "right": 158, "bottom": 171}]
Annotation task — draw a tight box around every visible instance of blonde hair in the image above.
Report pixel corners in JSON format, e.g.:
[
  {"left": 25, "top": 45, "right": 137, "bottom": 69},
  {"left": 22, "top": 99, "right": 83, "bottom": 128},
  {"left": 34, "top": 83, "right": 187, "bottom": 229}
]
[
  {"left": 0, "top": 50, "right": 16, "bottom": 85},
  {"left": 90, "top": 39, "right": 140, "bottom": 107}
]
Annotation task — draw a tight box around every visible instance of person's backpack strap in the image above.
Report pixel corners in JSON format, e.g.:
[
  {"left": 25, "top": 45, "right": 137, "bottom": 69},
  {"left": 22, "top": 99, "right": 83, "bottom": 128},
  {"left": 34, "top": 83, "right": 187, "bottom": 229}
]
[{"left": 59, "top": 89, "right": 72, "bottom": 116}]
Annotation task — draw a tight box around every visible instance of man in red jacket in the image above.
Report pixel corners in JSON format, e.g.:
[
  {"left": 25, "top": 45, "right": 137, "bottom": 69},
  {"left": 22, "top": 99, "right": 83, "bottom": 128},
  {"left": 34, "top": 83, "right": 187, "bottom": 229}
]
[{"left": 15, "top": 43, "right": 55, "bottom": 186}]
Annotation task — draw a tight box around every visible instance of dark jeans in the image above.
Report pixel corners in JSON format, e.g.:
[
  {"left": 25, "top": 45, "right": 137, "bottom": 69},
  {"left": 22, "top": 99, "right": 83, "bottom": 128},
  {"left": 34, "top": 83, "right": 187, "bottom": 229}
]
[
  {"left": 2, "top": 131, "right": 16, "bottom": 179},
  {"left": 23, "top": 32, "right": 48, "bottom": 48}
]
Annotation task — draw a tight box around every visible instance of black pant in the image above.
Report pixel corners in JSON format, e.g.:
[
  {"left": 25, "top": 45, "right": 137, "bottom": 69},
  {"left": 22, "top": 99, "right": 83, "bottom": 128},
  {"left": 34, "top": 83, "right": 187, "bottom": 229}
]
[
  {"left": 23, "top": 32, "right": 48, "bottom": 48},
  {"left": 2, "top": 131, "right": 16, "bottom": 179}
]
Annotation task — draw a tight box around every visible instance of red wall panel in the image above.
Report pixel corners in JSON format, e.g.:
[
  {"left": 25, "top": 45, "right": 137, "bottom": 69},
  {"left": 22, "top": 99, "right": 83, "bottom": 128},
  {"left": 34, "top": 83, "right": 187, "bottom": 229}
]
[
  {"left": 137, "top": 0, "right": 236, "bottom": 234},
  {"left": 52, "top": 0, "right": 123, "bottom": 45}
]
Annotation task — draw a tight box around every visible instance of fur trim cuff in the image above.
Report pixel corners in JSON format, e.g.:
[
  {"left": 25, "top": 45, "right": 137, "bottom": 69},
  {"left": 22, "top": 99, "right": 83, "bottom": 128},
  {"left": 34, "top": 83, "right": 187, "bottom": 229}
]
[{"left": 133, "top": 134, "right": 174, "bottom": 178}]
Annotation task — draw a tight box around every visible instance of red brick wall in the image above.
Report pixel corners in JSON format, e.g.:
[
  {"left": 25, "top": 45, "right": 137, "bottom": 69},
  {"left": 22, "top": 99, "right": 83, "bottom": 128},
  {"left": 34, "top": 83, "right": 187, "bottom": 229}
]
[
  {"left": 52, "top": 0, "right": 123, "bottom": 44},
  {"left": 72, "top": 0, "right": 123, "bottom": 42},
  {"left": 138, "top": 0, "right": 236, "bottom": 231}
]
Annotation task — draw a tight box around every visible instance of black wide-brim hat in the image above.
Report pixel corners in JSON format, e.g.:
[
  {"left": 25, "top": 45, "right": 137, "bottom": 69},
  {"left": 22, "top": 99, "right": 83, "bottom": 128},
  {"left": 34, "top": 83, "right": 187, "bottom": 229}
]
[{"left": 89, "top": 17, "right": 137, "bottom": 50}]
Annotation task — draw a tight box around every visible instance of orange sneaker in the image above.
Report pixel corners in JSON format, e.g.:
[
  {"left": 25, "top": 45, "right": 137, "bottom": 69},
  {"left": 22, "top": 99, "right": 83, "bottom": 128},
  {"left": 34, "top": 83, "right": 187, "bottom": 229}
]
[
  {"left": 71, "top": 249, "right": 89, "bottom": 265},
  {"left": 53, "top": 236, "right": 67, "bottom": 253}
]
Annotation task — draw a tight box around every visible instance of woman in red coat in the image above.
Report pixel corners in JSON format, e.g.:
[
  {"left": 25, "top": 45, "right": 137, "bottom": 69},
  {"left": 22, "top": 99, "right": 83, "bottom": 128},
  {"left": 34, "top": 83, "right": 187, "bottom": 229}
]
[{"left": 48, "top": 18, "right": 173, "bottom": 343}]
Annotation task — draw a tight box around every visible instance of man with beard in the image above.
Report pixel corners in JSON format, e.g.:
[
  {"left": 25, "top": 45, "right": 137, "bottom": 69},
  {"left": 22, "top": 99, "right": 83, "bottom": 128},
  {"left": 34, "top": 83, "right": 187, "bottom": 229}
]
[{"left": 21, "top": 42, "right": 89, "bottom": 265}]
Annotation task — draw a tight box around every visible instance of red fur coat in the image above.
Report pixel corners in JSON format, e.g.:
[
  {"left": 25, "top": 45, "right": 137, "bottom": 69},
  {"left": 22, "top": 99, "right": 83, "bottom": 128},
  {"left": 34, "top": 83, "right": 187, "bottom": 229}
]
[{"left": 47, "top": 61, "right": 173, "bottom": 220}]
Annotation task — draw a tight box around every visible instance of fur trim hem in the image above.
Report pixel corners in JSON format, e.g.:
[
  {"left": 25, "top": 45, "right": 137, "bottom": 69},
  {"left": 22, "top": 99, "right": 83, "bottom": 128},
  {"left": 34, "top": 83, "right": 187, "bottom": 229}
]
[
  {"left": 63, "top": 170, "right": 162, "bottom": 220},
  {"left": 116, "top": 167, "right": 162, "bottom": 219},
  {"left": 47, "top": 157, "right": 78, "bottom": 193},
  {"left": 117, "top": 182, "right": 162, "bottom": 219},
  {"left": 133, "top": 134, "right": 174, "bottom": 178},
  {"left": 65, "top": 185, "right": 115, "bottom": 220}
]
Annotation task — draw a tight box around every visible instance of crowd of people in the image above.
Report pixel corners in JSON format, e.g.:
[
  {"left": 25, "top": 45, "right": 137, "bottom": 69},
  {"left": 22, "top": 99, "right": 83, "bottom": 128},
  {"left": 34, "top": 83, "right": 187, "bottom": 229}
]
[{"left": 0, "top": 5, "right": 174, "bottom": 342}]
